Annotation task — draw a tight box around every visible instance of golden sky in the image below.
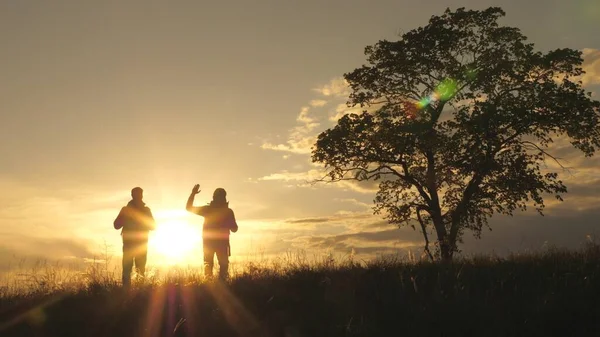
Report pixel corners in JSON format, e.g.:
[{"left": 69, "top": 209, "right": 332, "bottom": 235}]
[{"left": 1, "top": 0, "right": 599, "bottom": 270}]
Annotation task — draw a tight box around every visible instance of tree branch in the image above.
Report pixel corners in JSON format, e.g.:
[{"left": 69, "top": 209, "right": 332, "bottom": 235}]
[
  {"left": 520, "top": 140, "right": 566, "bottom": 170},
  {"left": 448, "top": 167, "right": 487, "bottom": 245},
  {"left": 401, "top": 162, "right": 432, "bottom": 204},
  {"left": 432, "top": 79, "right": 474, "bottom": 124},
  {"left": 416, "top": 206, "right": 435, "bottom": 261},
  {"left": 311, "top": 165, "right": 406, "bottom": 186}
]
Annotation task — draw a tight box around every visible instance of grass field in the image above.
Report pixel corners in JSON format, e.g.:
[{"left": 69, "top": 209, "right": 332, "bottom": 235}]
[{"left": 1, "top": 244, "right": 599, "bottom": 337}]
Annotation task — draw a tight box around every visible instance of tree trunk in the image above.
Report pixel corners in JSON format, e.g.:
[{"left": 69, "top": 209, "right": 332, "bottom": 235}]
[
  {"left": 439, "top": 240, "right": 453, "bottom": 262},
  {"left": 431, "top": 214, "right": 453, "bottom": 262}
]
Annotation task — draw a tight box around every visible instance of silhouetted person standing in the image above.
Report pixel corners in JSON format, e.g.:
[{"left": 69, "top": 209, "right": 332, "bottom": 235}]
[
  {"left": 114, "top": 187, "right": 156, "bottom": 287},
  {"left": 186, "top": 184, "right": 238, "bottom": 279}
]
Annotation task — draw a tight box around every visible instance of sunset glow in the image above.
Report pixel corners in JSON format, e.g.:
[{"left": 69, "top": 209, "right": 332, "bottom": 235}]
[
  {"left": 0, "top": 0, "right": 599, "bottom": 276},
  {"left": 149, "top": 210, "right": 202, "bottom": 264},
  {"left": 1, "top": 3, "right": 600, "bottom": 336}
]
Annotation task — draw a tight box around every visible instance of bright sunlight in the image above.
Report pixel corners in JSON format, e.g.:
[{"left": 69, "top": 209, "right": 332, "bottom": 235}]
[{"left": 148, "top": 210, "right": 202, "bottom": 265}]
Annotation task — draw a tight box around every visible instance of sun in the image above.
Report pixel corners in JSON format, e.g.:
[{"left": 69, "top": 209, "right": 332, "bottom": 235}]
[{"left": 149, "top": 210, "right": 202, "bottom": 264}]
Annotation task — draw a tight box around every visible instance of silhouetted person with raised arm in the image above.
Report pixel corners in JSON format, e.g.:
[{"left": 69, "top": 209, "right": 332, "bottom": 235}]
[
  {"left": 186, "top": 184, "right": 238, "bottom": 280},
  {"left": 114, "top": 187, "right": 156, "bottom": 287}
]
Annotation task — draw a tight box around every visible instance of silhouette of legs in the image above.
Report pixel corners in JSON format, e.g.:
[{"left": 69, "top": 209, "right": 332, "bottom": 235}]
[
  {"left": 203, "top": 245, "right": 216, "bottom": 278},
  {"left": 122, "top": 244, "right": 135, "bottom": 287},
  {"left": 204, "top": 240, "right": 230, "bottom": 279},
  {"left": 215, "top": 244, "right": 229, "bottom": 280},
  {"left": 122, "top": 241, "right": 148, "bottom": 287},
  {"left": 134, "top": 244, "right": 148, "bottom": 278}
]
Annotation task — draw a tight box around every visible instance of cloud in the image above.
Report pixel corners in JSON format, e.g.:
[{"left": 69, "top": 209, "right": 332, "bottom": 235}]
[
  {"left": 291, "top": 107, "right": 319, "bottom": 138},
  {"left": 288, "top": 205, "right": 600, "bottom": 259},
  {"left": 535, "top": 137, "right": 600, "bottom": 209},
  {"left": 261, "top": 77, "right": 353, "bottom": 154},
  {"left": 581, "top": 48, "right": 600, "bottom": 86},
  {"left": 259, "top": 77, "right": 359, "bottom": 189},
  {"left": 249, "top": 213, "right": 418, "bottom": 260},
  {"left": 291, "top": 227, "right": 423, "bottom": 258},
  {"left": 284, "top": 211, "right": 376, "bottom": 226},
  {"left": 309, "top": 99, "right": 328, "bottom": 107},
  {"left": 261, "top": 107, "right": 319, "bottom": 155},
  {"left": 334, "top": 198, "right": 372, "bottom": 209},
  {"left": 313, "top": 77, "right": 351, "bottom": 97},
  {"left": 258, "top": 169, "right": 323, "bottom": 183},
  {"left": 0, "top": 234, "right": 99, "bottom": 272},
  {"left": 255, "top": 201, "right": 600, "bottom": 260},
  {"left": 308, "top": 228, "right": 413, "bottom": 245},
  {"left": 260, "top": 132, "right": 317, "bottom": 155},
  {"left": 260, "top": 141, "right": 313, "bottom": 155},
  {"left": 538, "top": 178, "right": 600, "bottom": 213},
  {"left": 296, "top": 106, "right": 317, "bottom": 125},
  {"left": 258, "top": 169, "right": 379, "bottom": 194},
  {"left": 248, "top": 193, "right": 600, "bottom": 261},
  {"left": 461, "top": 207, "right": 600, "bottom": 256},
  {"left": 364, "top": 220, "right": 391, "bottom": 230},
  {"left": 286, "top": 217, "right": 331, "bottom": 224},
  {"left": 329, "top": 103, "right": 365, "bottom": 122},
  {"left": 337, "top": 180, "right": 379, "bottom": 194}
]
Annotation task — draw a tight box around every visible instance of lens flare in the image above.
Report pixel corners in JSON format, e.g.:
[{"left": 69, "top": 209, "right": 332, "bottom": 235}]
[
  {"left": 413, "top": 77, "right": 458, "bottom": 111},
  {"left": 416, "top": 97, "right": 430, "bottom": 109},
  {"left": 465, "top": 67, "right": 478, "bottom": 80},
  {"left": 435, "top": 78, "right": 458, "bottom": 100}
]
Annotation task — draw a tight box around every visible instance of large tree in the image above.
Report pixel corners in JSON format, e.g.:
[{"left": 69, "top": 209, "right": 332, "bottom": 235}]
[{"left": 312, "top": 7, "right": 600, "bottom": 261}]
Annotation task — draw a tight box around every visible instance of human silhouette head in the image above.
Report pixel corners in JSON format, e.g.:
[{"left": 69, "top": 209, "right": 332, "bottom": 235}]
[
  {"left": 131, "top": 187, "right": 144, "bottom": 202},
  {"left": 212, "top": 188, "right": 227, "bottom": 206}
]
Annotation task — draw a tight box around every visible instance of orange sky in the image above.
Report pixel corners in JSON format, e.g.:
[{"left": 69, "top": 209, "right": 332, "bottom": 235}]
[{"left": 1, "top": 1, "right": 599, "bottom": 271}]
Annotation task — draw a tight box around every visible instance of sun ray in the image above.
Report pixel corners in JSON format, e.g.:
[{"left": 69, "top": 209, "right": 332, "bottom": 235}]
[
  {"left": 148, "top": 210, "right": 202, "bottom": 265},
  {"left": 142, "top": 287, "right": 167, "bottom": 337},
  {"left": 207, "top": 281, "right": 261, "bottom": 335}
]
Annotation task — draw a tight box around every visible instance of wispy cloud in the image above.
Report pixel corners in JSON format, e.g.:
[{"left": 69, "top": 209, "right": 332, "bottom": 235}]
[
  {"left": 283, "top": 212, "right": 376, "bottom": 227},
  {"left": 257, "top": 76, "right": 383, "bottom": 194},
  {"left": 0, "top": 233, "right": 98, "bottom": 271},
  {"left": 286, "top": 217, "right": 331, "bottom": 224},
  {"left": 306, "top": 228, "right": 420, "bottom": 246},
  {"left": 312, "top": 77, "right": 350, "bottom": 97},
  {"left": 290, "top": 227, "right": 423, "bottom": 258},
  {"left": 329, "top": 103, "right": 364, "bottom": 122},
  {"left": 261, "top": 106, "right": 320, "bottom": 154},
  {"left": 333, "top": 198, "right": 372, "bottom": 209},
  {"left": 258, "top": 169, "right": 322, "bottom": 183},
  {"left": 545, "top": 179, "right": 600, "bottom": 213},
  {"left": 581, "top": 48, "right": 600, "bottom": 86},
  {"left": 260, "top": 141, "right": 314, "bottom": 155},
  {"left": 258, "top": 169, "right": 378, "bottom": 194},
  {"left": 260, "top": 77, "right": 353, "bottom": 156},
  {"left": 462, "top": 207, "right": 600, "bottom": 255},
  {"left": 295, "top": 106, "right": 318, "bottom": 126},
  {"left": 309, "top": 99, "right": 328, "bottom": 107}
]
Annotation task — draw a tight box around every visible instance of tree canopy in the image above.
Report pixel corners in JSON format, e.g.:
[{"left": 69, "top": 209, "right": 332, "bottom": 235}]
[{"left": 311, "top": 7, "right": 600, "bottom": 260}]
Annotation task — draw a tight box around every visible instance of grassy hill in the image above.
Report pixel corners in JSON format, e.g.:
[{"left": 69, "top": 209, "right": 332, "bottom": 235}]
[{"left": 1, "top": 245, "right": 599, "bottom": 337}]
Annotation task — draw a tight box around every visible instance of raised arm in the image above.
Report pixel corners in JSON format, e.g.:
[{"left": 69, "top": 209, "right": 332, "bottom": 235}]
[{"left": 186, "top": 184, "right": 204, "bottom": 214}]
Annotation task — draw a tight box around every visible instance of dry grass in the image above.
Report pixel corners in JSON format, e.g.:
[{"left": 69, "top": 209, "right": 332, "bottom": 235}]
[{"left": 1, "top": 244, "right": 599, "bottom": 336}]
